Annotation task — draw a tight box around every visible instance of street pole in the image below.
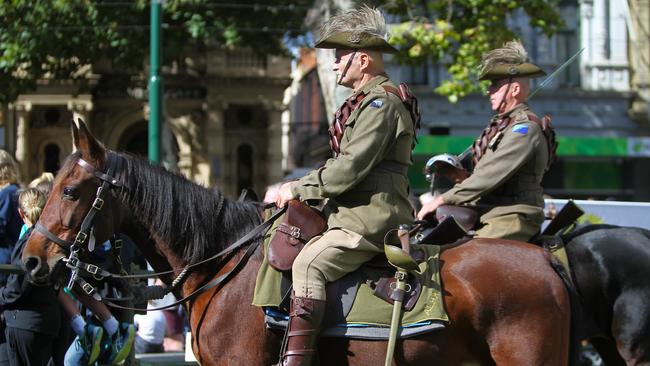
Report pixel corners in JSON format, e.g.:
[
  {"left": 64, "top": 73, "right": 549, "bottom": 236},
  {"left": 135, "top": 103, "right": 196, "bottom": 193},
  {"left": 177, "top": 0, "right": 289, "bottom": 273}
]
[{"left": 148, "top": 0, "right": 163, "bottom": 164}]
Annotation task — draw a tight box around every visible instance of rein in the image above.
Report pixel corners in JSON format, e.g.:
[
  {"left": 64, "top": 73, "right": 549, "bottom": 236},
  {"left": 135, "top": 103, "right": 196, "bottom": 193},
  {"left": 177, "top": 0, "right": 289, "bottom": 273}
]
[
  {"left": 35, "top": 151, "right": 285, "bottom": 311},
  {"left": 101, "top": 206, "right": 285, "bottom": 311}
]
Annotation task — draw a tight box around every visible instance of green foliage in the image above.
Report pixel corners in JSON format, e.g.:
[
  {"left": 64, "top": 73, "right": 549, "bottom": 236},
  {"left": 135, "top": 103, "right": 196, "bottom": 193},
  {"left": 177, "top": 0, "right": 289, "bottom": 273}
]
[
  {"left": 380, "top": 0, "right": 564, "bottom": 102},
  {"left": 0, "top": 0, "right": 308, "bottom": 103}
]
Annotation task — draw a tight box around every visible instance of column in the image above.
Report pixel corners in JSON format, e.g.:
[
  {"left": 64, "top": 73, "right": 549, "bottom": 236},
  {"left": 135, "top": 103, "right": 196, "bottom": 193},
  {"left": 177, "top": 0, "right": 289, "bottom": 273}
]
[
  {"left": 14, "top": 101, "right": 32, "bottom": 181},
  {"left": 266, "top": 100, "right": 285, "bottom": 186},
  {"left": 205, "top": 100, "right": 226, "bottom": 191}
]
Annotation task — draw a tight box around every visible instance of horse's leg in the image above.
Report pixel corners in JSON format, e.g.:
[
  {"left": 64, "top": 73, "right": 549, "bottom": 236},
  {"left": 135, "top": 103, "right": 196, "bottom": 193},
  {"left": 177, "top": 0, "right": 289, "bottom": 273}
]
[
  {"left": 441, "top": 240, "right": 571, "bottom": 366},
  {"left": 612, "top": 290, "right": 650, "bottom": 365},
  {"left": 485, "top": 270, "right": 570, "bottom": 365},
  {"left": 189, "top": 257, "right": 283, "bottom": 365}
]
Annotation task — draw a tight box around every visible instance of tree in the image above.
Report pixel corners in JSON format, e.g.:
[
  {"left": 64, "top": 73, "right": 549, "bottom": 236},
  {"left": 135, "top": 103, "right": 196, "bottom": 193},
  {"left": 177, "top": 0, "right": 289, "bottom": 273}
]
[
  {"left": 0, "top": 0, "right": 309, "bottom": 104},
  {"left": 382, "top": 0, "right": 564, "bottom": 102}
]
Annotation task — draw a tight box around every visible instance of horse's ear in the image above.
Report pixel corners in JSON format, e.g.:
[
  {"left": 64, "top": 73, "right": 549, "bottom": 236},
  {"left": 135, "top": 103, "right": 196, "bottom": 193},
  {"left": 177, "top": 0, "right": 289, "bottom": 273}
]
[
  {"left": 71, "top": 120, "right": 80, "bottom": 149},
  {"left": 72, "top": 118, "right": 105, "bottom": 162}
]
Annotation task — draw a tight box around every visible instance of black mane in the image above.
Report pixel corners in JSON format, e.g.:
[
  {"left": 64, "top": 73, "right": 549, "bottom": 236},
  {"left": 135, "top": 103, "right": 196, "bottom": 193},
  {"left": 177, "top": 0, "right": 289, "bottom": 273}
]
[{"left": 117, "top": 153, "right": 262, "bottom": 265}]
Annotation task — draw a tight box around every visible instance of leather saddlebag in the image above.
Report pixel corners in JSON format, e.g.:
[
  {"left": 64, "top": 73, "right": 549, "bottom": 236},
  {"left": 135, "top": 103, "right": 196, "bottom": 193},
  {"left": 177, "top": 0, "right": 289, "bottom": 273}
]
[{"left": 268, "top": 200, "right": 326, "bottom": 271}]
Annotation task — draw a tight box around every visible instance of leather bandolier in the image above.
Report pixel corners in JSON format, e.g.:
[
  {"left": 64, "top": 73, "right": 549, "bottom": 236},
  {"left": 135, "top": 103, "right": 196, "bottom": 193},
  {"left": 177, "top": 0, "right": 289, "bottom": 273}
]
[
  {"left": 471, "top": 112, "right": 558, "bottom": 170},
  {"left": 328, "top": 93, "right": 366, "bottom": 156},
  {"left": 328, "top": 83, "right": 421, "bottom": 156}
]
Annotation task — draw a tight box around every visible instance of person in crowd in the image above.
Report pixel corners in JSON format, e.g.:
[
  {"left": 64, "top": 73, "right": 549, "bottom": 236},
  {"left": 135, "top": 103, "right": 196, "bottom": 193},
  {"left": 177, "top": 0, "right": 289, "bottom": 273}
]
[
  {"left": 274, "top": 6, "right": 416, "bottom": 365},
  {"left": 27, "top": 173, "right": 54, "bottom": 200},
  {"left": 133, "top": 279, "right": 167, "bottom": 354},
  {"left": 0, "top": 188, "right": 59, "bottom": 366},
  {"left": 0, "top": 157, "right": 23, "bottom": 286},
  {"left": 61, "top": 252, "right": 135, "bottom": 365},
  {"left": 417, "top": 40, "right": 557, "bottom": 242}
]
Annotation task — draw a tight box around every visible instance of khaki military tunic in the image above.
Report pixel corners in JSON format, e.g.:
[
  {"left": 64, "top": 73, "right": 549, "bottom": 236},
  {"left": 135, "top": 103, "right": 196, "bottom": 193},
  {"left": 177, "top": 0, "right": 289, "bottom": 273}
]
[
  {"left": 441, "top": 104, "right": 549, "bottom": 241},
  {"left": 290, "top": 75, "right": 415, "bottom": 299}
]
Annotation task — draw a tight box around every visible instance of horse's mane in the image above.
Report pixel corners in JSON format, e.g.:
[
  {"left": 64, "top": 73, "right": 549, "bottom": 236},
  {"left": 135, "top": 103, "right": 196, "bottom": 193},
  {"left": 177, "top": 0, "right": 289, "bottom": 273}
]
[
  {"left": 60, "top": 152, "right": 262, "bottom": 265},
  {"left": 118, "top": 154, "right": 262, "bottom": 265},
  {"left": 119, "top": 154, "right": 262, "bottom": 264}
]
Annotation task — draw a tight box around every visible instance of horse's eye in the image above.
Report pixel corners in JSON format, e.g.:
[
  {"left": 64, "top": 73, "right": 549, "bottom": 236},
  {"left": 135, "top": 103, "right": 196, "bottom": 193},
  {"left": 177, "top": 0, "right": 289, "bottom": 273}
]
[{"left": 62, "top": 187, "right": 78, "bottom": 200}]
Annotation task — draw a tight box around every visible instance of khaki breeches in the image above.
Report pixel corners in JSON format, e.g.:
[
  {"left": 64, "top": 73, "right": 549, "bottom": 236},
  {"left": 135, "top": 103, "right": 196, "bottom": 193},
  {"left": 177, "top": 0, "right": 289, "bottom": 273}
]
[
  {"left": 476, "top": 213, "right": 541, "bottom": 242},
  {"left": 292, "top": 228, "right": 383, "bottom": 300}
]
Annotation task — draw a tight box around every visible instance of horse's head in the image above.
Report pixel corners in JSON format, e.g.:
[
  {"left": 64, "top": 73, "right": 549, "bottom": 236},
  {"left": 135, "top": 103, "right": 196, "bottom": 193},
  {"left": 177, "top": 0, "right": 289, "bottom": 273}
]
[{"left": 22, "top": 119, "right": 121, "bottom": 284}]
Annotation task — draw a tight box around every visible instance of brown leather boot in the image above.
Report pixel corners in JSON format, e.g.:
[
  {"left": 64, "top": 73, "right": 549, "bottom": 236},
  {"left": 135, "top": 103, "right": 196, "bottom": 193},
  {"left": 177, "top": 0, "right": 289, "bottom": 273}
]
[{"left": 278, "top": 296, "right": 326, "bottom": 366}]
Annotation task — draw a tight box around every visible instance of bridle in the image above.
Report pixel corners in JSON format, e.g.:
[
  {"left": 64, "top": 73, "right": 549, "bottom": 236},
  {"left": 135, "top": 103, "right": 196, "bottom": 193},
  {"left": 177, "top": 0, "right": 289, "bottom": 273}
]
[
  {"left": 34, "top": 152, "right": 127, "bottom": 295},
  {"left": 33, "top": 150, "right": 284, "bottom": 311}
]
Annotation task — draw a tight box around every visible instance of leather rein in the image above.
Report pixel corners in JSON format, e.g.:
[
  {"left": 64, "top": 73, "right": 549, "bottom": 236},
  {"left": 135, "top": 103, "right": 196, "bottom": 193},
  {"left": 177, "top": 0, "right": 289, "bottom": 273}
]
[{"left": 34, "top": 151, "right": 284, "bottom": 311}]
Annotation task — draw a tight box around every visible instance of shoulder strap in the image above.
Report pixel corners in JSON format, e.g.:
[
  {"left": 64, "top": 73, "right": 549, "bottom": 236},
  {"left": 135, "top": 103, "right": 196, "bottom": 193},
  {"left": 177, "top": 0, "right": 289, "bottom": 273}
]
[{"left": 381, "top": 83, "right": 421, "bottom": 144}]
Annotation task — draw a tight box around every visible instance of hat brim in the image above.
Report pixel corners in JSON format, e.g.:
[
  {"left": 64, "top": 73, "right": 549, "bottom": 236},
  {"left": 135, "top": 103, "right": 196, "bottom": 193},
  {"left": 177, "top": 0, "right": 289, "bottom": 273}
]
[
  {"left": 315, "top": 32, "right": 399, "bottom": 53},
  {"left": 479, "top": 63, "right": 546, "bottom": 81}
]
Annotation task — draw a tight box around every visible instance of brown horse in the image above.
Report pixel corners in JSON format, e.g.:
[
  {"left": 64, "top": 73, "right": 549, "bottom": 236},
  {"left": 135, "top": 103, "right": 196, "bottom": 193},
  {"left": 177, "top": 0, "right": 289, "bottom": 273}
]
[{"left": 22, "top": 121, "right": 574, "bottom": 365}]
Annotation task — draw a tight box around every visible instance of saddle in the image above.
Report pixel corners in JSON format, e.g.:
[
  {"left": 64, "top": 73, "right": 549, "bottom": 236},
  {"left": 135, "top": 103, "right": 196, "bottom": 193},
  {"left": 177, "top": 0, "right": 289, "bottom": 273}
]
[
  {"left": 254, "top": 238, "right": 449, "bottom": 339},
  {"left": 411, "top": 205, "right": 477, "bottom": 245}
]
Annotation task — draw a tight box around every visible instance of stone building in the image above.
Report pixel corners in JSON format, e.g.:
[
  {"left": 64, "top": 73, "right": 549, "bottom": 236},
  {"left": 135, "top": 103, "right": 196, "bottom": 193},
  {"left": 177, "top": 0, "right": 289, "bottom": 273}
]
[{"left": 1, "top": 49, "right": 290, "bottom": 199}]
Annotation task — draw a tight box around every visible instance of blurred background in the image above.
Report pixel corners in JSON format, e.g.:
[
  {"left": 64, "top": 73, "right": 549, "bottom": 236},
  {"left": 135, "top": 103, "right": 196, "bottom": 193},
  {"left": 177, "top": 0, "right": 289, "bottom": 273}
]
[{"left": 1, "top": 0, "right": 648, "bottom": 202}]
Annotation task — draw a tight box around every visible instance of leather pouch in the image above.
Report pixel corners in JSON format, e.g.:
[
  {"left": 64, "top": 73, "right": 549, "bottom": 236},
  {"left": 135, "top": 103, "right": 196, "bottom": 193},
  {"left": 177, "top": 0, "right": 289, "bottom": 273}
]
[{"left": 268, "top": 200, "right": 326, "bottom": 271}]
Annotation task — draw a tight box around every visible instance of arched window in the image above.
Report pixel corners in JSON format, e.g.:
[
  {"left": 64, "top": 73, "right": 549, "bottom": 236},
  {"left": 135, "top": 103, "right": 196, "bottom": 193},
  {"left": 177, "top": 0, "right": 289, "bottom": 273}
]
[
  {"left": 236, "top": 144, "right": 254, "bottom": 195},
  {"left": 43, "top": 144, "right": 60, "bottom": 174}
]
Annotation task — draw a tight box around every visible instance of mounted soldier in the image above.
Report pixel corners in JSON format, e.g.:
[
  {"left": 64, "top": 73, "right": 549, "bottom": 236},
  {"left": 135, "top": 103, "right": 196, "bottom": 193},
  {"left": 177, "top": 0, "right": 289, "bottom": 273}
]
[
  {"left": 417, "top": 40, "right": 557, "bottom": 242},
  {"left": 275, "top": 5, "right": 417, "bottom": 365}
]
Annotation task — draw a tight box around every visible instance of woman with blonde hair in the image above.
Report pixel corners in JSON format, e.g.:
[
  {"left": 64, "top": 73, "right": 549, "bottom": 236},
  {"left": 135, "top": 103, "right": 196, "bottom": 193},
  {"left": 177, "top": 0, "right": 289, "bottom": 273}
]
[
  {"left": 28, "top": 172, "right": 54, "bottom": 198},
  {"left": 16, "top": 188, "right": 46, "bottom": 238}
]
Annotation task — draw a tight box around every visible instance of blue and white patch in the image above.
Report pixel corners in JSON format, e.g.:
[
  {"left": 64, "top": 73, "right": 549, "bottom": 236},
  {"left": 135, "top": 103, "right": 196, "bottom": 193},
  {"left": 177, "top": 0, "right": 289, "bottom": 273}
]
[
  {"left": 370, "top": 99, "right": 384, "bottom": 108},
  {"left": 512, "top": 124, "right": 529, "bottom": 134}
]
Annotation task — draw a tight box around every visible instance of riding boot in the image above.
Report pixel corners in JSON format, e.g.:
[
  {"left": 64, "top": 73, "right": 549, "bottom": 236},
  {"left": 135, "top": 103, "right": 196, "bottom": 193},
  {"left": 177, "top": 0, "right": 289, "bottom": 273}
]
[{"left": 278, "top": 296, "right": 326, "bottom": 366}]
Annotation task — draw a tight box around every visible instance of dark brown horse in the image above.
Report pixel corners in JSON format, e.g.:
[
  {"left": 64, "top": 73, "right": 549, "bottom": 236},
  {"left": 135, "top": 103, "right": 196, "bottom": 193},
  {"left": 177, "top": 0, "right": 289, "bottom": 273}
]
[{"left": 22, "top": 121, "right": 574, "bottom": 365}]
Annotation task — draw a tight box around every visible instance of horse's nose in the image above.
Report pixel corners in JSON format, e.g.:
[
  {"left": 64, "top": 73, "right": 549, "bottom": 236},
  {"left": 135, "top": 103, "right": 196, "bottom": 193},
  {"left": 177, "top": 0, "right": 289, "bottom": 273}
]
[{"left": 23, "top": 256, "right": 42, "bottom": 276}]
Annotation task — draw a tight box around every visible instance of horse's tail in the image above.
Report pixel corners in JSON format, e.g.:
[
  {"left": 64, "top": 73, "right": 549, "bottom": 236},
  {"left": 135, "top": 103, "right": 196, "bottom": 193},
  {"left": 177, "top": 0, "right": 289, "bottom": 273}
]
[{"left": 548, "top": 255, "right": 581, "bottom": 366}]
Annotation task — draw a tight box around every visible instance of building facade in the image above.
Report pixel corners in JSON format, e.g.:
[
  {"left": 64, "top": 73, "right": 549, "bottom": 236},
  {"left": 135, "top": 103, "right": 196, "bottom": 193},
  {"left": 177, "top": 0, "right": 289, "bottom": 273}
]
[
  {"left": 1, "top": 49, "right": 291, "bottom": 199},
  {"left": 389, "top": 0, "right": 650, "bottom": 200}
]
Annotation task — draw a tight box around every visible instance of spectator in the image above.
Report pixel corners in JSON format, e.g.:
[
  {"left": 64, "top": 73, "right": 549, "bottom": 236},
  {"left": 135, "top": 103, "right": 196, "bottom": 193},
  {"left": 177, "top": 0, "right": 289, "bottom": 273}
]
[
  {"left": 61, "top": 244, "right": 136, "bottom": 366},
  {"left": 0, "top": 188, "right": 60, "bottom": 366},
  {"left": 133, "top": 280, "right": 167, "bottom": 354},
  {"left": 26, "top": 172, "right": 71, "bottom": 366},
  {"left": 28, "top": 173, "right": 54, "bottom": 199},
  {"left": 0, "top": 159, "right": 23, "bottom": 286}
]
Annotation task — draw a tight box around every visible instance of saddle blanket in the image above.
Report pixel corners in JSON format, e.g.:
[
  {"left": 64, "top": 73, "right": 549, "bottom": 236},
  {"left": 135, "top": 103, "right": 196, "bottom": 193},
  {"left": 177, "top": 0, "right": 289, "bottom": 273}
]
[{"left": 252, "top": 225, "right": 449, "bottom": 340}]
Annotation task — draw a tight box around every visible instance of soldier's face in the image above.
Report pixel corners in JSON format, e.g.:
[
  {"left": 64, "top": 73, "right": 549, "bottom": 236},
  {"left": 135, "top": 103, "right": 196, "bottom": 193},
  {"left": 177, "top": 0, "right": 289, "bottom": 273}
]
[
  {"left": 487, "top": 79, "right": 510, "bottom": 111},
  {"left": 333, "top": 49, "right": 360, "bottom": 87}
]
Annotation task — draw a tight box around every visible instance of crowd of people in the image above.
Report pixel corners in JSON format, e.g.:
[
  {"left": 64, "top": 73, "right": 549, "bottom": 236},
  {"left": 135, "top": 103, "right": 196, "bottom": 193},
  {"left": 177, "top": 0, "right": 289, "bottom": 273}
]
[{"left": 0, "top": 151, "right": 187, "bottom": 365}]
